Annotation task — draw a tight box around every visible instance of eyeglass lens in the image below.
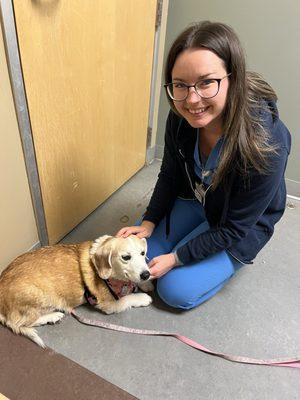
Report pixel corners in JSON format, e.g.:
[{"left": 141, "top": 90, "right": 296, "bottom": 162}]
[{"left": 168, "top": 79, "right": 219, "bottom": 100}]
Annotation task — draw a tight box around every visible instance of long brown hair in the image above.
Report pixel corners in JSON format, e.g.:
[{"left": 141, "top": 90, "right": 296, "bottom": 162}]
[{"left": 165, "top": 21, "right": 278, "bottom": 188}]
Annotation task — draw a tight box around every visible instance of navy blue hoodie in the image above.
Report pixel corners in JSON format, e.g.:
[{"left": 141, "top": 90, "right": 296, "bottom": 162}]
[{"left": 143, "top": 101, "right": 291, "bottom": 264}]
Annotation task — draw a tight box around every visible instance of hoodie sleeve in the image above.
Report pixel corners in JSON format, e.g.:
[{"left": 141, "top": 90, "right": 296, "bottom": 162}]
[
  {"left": 176, "top": 120, "right": 290, "bottom": 265},
  {"left": 142, "top": 112, "right": 178, "bottom": 226}
]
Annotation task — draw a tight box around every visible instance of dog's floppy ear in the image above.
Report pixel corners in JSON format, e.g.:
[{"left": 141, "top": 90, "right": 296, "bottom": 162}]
[
  {"left": 90, "top": 235, "right": 113, "bottom": 279},
  {"left": 93, "top": 250, "right": 112, "bottom": 280},
  {"left": 141, "top": 237, "right": 147, "bottom": 253}
]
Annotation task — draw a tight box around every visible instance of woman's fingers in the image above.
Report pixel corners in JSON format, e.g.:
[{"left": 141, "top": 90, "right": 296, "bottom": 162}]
[
  {"left": 115, "top": 227, "right": 128, "bottom": 237},
  {"left": 136, "top": 229, "right": 149, "bottom": 239},
  {"left": 149, "top": 264, "right": 160, "bottom": 279},
  {"left": 149, "top": 254, "right": 176, "bottom": 279},
  {"left": 115, "top": 226, "right": 145, "bottom": 238},
  {"left": 148, "top": 258, "right": 156, "bottom": 268},
  {"left": 116, "top": 221, "right": 154, "bottom": 239}
]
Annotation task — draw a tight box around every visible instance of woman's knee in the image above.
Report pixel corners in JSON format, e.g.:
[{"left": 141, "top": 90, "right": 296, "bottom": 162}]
[
  {"left": 156, "top": 251, "right": 239, "bottom": 310},
  {"left": 156, "top": 268, "right": 189, "bottom": 309},
  {"left": 156, "top": 279, "right": 196, "bottom": 309},
  {"left": 157, "top": 277, "right": 229, "bottom": 310}
]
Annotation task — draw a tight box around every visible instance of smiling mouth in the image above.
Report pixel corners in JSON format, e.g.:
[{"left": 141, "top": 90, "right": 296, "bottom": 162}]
[{"left": 187, "top": 107, "right": 209, "bottom": 115}]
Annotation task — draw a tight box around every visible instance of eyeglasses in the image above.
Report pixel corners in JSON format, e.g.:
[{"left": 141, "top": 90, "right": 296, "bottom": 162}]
[{"left": 164, "top": 73, "right": 231, "bottom": 101}]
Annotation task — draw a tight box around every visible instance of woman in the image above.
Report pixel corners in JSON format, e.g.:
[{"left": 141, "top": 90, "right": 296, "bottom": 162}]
[{"left": 116, "top": 21, "right": 291, "bottom": 310}]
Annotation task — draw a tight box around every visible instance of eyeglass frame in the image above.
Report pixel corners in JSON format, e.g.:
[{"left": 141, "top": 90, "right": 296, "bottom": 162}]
[{"left": 164, "top": 73, "right": 231, "bottom": 101}]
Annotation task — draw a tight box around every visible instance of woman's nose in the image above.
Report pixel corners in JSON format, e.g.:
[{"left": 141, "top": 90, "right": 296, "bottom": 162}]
[{"left": 186, "top": 87, "right": 201, "bottom": 103}]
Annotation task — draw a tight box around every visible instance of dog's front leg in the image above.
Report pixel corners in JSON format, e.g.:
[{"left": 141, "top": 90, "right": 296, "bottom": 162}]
[
  {"left": 138, "top": 280, "right": 155, "bottom": 292},
  {"left": 97, "top": 293, "right": 152, "bottom": 315}
]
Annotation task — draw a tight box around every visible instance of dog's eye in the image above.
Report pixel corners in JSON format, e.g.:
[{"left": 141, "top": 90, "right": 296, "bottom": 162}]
[
  {"left": 121, "top": 255, "right": 131, "bottom": 261},
  {"left": 141, "top": 251, "right": 145, "bottom": 256}
]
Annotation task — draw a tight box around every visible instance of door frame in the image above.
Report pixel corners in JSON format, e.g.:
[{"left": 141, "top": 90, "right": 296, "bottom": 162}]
[{"left": 0, "top": 0, "right": 48, "bottom": 245}]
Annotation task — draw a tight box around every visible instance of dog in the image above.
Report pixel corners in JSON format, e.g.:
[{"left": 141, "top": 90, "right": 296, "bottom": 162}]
[{"left": 0, "top": 235, "right": 154, "bottom": 348}]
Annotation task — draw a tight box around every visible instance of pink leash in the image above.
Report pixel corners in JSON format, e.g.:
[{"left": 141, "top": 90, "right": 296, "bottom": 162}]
[{"left": 71, "top": 310, "right": 300, "bottom": 369}]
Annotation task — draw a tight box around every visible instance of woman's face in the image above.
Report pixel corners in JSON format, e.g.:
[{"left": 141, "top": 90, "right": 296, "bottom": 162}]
[{"left": 171, "top": 48, "right": 230, "bottom": 132}]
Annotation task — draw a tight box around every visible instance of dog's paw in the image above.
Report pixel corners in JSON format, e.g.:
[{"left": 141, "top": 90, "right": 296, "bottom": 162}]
[
  {"left": 48, "top": 312, "right": 65, "bottom": 324},
  {"left": 99, "top": 304, "right": 117, "bottom": 315},
  {"left": 138, "top": 280, "right": 155, "bottom": 293},
  {"left": 33, "top": 311, "right": 65, "bottom": 327},
  {"left": 130, "top": 292, "right": 152, "bottom": 308},
  {"left": 98, "top": 293, "right": 152, "bottom": 314}
]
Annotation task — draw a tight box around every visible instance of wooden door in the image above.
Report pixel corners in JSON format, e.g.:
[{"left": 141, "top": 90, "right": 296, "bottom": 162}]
[{"left": 13, "top": 0, "right": 156, "bottom": 244}]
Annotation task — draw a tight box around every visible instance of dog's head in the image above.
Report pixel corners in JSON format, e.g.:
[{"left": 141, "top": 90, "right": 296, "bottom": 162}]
[{"left": 90, "top": 235, "right": 150, "bottom": 283}]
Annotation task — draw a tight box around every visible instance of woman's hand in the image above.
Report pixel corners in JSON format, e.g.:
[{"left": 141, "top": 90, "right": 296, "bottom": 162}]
[
  {"left": 116, "top": 220, "right": 155, "bottom": 239},
  {"left": 148, "top": 253, "right": 177, "bottom": 279}
]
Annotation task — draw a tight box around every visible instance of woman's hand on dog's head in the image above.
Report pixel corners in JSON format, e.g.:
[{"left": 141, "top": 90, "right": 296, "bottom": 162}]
[{"left": 115, "top": 221, "right": 155, "bottom": 239}]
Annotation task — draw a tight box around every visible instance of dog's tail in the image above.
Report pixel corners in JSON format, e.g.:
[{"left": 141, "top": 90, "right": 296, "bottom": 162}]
[
  {"left": 0, "top": 313, "right": 46, "bottom": 348},
  {"left": 16, "top": 326, "right": 46, "bottom": 348}
]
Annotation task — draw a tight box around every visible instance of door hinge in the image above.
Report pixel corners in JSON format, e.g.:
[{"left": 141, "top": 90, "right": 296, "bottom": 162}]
[
  {"left": 155, "top": 0, "right": 163, "bottom": 31},
  {"left": 147, "top": 126, "right": 152, "bottom": 147}
]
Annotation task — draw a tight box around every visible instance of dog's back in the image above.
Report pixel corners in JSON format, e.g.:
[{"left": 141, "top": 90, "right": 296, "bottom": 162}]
[{"left": 0, "top": 242, "right": 91, "bottom": 346}]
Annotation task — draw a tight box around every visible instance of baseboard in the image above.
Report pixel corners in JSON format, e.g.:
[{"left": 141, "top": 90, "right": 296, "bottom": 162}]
[
  {"left": 155, "top": 144, "right": 164, "bottom": 160},
  {"left": 28, "top": 241, "right": 41, "bottom": 252},
  {"left": 286, "top": 178, "right": 300, "bottom": 198},
  {"left": 146, "top": 144, "right": 164, "bottom": 163},
  {"left": 146, "top": 146, "right": 156, "bottom": 165}
]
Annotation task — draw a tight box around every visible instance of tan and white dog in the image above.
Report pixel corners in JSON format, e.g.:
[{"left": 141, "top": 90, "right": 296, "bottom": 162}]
[{"left": 0, "top": 235, "right": 153, "bottom": 347}]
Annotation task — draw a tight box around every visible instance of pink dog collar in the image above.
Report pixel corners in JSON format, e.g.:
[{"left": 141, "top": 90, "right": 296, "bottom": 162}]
[
  {"left": 105, "top": 279, "right": 138, "bottom": 299},
  {"left": 84, "top": 280, "right": 138, "bottom": 306}
]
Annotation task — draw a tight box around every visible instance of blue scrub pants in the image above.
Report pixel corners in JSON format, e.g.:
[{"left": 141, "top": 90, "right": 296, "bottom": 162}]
[{"left": 145, "top": 198, "right": 243, "bottom": 310}]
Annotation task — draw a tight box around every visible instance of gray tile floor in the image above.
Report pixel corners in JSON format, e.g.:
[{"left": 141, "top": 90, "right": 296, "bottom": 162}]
[{"left": 37, "top": 160, "right": 300, "bottom": 400}]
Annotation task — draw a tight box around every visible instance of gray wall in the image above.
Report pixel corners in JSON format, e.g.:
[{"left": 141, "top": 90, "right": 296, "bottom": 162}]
[{"left": 156, "top": 0, "right": 300, "bottom": 194}]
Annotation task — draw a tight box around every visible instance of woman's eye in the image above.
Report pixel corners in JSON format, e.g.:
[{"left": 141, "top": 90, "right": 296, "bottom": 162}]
[
  {"left": 174, "top": 83, "right": 185, "bottom": 89},
  {"left": 121, "top": 255, "right": 131, "bottom": 261},
  {"left": 141, "top": 251, "right": 145, "bottom": 256},
  {"left": 199, "top": 79, "right": 214, "bottom": 87}
]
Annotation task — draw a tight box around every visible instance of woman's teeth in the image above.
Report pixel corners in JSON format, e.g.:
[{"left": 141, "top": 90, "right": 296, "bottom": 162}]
[{"left": 188, "top": 107, "right": 207, "bottom": 114}]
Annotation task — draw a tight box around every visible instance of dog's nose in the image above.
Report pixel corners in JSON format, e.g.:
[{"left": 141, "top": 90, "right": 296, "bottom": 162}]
[{"left": 140, "top": 271, "right": 150, "bottom": 281}]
